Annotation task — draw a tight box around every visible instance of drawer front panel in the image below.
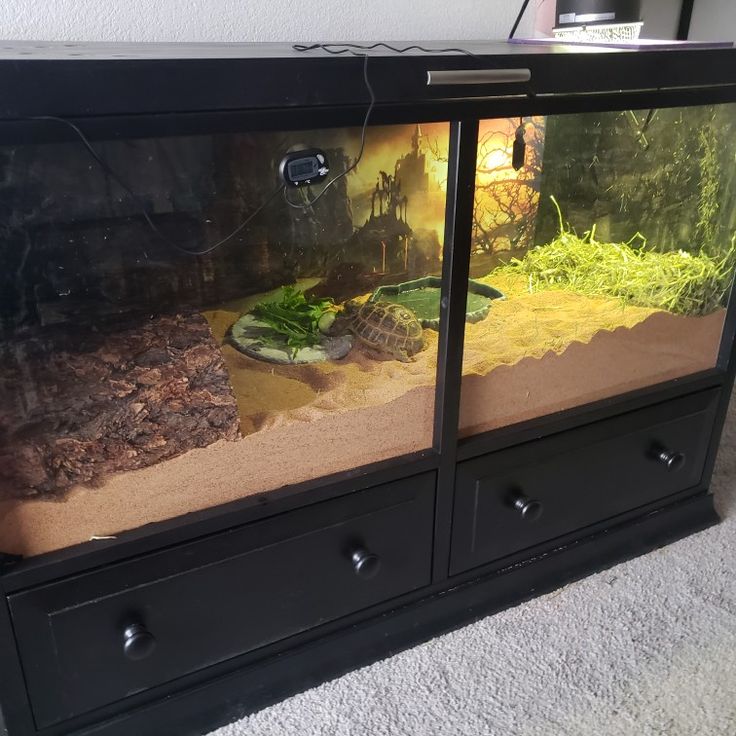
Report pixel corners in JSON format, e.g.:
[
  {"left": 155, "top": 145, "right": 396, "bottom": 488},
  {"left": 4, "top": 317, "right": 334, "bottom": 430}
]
[
  {"left": 11, "top": 472, "right": 435, "bottom": 727},
  {"left": 451, "top": 390, "right": 719, "bottom": 575}
]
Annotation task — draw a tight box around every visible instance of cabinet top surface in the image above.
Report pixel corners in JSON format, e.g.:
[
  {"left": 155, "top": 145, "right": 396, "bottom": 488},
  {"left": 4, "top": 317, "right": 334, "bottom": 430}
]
[
  {"left": 0, "top": 38, "right": 734, "bottom": 122},
  {"left": 0, "top": 39, "right": 731, "bottom": 61}
]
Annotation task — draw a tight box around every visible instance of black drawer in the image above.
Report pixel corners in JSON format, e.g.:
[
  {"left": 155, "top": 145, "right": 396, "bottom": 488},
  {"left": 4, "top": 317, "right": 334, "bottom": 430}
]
[
  {"left": 10, "top": 472, "right": 435, "bottom": 728},
  {"left": 450, "top": 390, "right": 719, "bottom": 575}
]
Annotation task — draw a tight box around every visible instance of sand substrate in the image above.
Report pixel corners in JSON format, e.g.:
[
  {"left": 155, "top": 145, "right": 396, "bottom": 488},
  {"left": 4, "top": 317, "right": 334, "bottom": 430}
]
[
  {"left": 0, "top": 285, "right": 725, "bottom": 557},
  {"left": 459, "top": 272, "right": 724, "bottom": 435}
]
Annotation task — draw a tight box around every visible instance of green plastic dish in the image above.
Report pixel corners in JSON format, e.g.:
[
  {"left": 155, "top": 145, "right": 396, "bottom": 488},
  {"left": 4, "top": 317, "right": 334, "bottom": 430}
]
[{"left": 370, "top": 276, "right": 504, "bottom": 330}]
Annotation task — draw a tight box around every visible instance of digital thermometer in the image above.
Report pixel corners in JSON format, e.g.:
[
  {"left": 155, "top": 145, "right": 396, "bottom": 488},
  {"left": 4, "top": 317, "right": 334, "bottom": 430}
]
[{"left": 279, "top": 149, "right": 330, "bottom": 187}]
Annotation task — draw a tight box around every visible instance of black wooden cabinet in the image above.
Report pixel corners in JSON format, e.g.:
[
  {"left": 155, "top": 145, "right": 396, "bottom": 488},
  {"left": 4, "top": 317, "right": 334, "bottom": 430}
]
[
  {"left": 450, "top": 390, "right": 719, "bottom": 575},
  {"left": 10, "top": 474, "right": 435, "bottom": 727},
  {"left": 1, "top": 40, "right": 735, "bottom": 736}
]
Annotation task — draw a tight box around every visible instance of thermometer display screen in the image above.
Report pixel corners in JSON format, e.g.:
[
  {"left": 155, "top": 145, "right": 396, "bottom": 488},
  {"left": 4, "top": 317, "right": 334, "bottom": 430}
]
[
  {"left": 288, "top": 159, "right": 319, "bottom": 180},
  {"left": 279, "top": 149, "right": 329, "bottom": 187}
]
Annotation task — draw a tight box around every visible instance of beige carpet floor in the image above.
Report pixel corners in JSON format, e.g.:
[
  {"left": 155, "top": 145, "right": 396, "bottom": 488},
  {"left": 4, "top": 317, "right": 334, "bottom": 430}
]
[{"left": 210, "top": 399, "right": 736, "bottom": 736}]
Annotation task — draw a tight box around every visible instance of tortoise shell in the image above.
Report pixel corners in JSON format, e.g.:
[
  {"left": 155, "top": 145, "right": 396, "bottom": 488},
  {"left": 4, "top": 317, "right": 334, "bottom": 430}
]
[{"left": 349, "top": 301, "right": 424, "bottom": 360}]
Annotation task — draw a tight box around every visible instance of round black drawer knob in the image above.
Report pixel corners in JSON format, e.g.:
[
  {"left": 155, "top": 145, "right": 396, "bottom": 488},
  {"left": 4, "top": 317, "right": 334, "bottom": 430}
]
[
  {"left": 512, "top": 494, "right": 544, "bottom": 522},
  {"left": 123, "top": 623, "right": 156, "bottom": 661},
  {"left": 657, "top": 449, "right": 686, "bottom": 472},
  {"left": 351, "top": 547, "right": 381, "bottom": 580}
]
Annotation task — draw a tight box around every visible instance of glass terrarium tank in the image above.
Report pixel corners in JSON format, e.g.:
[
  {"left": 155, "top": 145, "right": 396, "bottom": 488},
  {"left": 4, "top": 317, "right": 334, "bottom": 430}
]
[
  {"left": 0, "top": 121, "right": 451, "bottom": 555},
  {"left": 459, "top": 104, "right": 736, "bottom": 437},
  {"left": 2, "top": 100, "right": 735, "bottom": 558}
]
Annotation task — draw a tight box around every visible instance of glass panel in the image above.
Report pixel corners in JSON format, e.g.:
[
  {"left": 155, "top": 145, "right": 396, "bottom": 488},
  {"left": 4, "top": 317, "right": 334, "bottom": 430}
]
[
  {"left": 460, "top": 105, "right": 736, "bottom": 438},
  {"left": 0, "top": 121, "right": 450, "bottom": 555}
]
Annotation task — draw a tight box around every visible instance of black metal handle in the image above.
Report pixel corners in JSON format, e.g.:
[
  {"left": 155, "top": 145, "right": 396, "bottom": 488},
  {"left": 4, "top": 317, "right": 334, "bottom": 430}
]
[
  {"left": 655, "top": 447, "right": 686, "bottom": 472},
  {"left": 510, "top": 492, "right": 544, "bottom": 522},
  {"left": 351, "top": 547, "right": 381, "bottom": 580},
  {"left": 123, "top": 623, "right": 156, "bottom": 661}
]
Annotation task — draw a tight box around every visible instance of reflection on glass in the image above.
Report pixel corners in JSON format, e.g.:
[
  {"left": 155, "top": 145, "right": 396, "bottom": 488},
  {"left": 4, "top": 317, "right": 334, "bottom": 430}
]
[
  {"left": 461, "top": 106, "right": 736, "bottom": 437},
  {"left": 0, "top": 122, "right": 450, "bottom": 555}
]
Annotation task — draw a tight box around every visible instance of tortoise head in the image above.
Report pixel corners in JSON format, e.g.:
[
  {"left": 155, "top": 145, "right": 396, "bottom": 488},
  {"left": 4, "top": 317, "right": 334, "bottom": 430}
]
[{"left": 342, "top": 298, "right": 363, "bottom": 316}]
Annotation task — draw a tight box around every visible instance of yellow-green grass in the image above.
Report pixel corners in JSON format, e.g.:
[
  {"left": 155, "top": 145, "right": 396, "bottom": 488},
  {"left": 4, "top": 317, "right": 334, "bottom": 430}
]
[{"left": 494, "top": 197, "right": 736, "bottom": 316}]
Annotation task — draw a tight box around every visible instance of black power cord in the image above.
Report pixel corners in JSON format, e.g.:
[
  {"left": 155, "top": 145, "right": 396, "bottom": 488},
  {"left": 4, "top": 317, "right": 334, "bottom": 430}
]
[
  {"left": 30, "top": 115, "right": 285, "bottom": 257},
  {"left": 293, "top": 42, "right": 481, "bottom": 60},
  {"left": 509, "top": 0, "right": 533, "bottom": 40},
  {"left": 31, "top": 31, "right": 530, "bottom": 254},
  {"left": 287, "top": 41, "right": 486, "bottom": 211},
  {"left": 283, "top": 51, "right": 374, "bottom": 211}
]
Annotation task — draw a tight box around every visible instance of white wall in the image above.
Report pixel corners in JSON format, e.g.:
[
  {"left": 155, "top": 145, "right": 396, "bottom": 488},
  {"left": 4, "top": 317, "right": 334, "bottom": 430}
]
[
  {"left": 0, "top": 1, "right": 732, "bottom": 45},
  {"left": 0, "top": 0, "right": 535, "bottom": 42},
  {"left": 640, "top": 0, "right": 680, "bottom": 39},
  {"left": 690, "top": 0, "right": 736, "bottom": 41}
]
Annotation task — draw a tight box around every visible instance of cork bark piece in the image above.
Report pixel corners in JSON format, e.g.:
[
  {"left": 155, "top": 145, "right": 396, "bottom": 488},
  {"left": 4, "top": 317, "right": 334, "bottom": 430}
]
[{"left": 0, "top": 313, "right": 240, "bottom": 500}]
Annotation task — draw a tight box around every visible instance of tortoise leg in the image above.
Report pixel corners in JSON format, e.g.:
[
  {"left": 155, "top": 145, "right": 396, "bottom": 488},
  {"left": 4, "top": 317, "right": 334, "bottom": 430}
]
[{"left": 392, "top": 348, "right": 413, "bottom": 363}]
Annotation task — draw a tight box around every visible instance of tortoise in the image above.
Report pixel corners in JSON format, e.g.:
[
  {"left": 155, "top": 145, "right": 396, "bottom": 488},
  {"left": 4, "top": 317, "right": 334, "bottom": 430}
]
[{"left": 334, "top": 299, "right": 424, "bottom": 362}]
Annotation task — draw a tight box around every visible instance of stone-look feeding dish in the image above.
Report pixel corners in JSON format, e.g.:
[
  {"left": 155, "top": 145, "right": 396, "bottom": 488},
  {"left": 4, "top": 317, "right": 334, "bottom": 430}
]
[{"left": 229, "top": 312, "right": 353, "bottom": 365}]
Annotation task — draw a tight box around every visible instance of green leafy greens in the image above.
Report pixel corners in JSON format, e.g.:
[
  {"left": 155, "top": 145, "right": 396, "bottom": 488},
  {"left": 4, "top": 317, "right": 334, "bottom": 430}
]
[{"left": 251, "top": 286, "right": 334, "bottom": 357}]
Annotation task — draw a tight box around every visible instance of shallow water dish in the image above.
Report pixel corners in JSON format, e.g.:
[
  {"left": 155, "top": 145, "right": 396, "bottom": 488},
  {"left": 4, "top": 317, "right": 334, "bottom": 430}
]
[{"left": 370, "top": 276, "right": 504, "bottom": 329}]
